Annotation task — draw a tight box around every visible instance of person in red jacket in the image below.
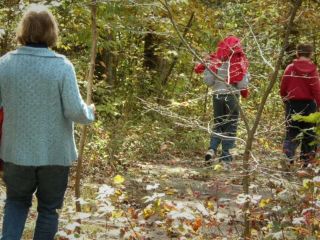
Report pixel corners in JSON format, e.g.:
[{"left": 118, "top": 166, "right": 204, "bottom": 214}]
[
  {"left": 280, "top": 43, "right": 320, "bottom": 167},
  {"left": 195, "top": 36, "right": 250, "bottom": 164}
]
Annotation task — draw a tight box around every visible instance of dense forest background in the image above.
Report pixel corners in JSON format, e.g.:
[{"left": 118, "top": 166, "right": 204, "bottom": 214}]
[{"left": 0, "top": 0, "right": 320, "bottom": 239}]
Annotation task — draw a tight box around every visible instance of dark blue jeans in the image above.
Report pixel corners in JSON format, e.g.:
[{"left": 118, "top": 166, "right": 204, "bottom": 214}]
[
  {"left": 1, "top": 163, "right": 69, "bottom": 240},
  {"left": 210, "top": 93, "right": 240, "bottom": 161}
]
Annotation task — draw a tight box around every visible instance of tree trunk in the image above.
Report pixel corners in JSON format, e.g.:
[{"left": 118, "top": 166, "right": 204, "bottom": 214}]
[
  {"left": 161, "top": 12, "right": 194, "bottom": 86},
  {"left": 143, "top": 30, "right": 158, "bottom": 70},
  {"left": 105, "top": 32, "right": 116, "bottom": 86},
  {"left": 242, "top": 0, "right": 302, "bottom": 238}
]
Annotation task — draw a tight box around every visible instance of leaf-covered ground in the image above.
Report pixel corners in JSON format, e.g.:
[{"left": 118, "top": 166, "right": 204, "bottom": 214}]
[{"left": 2, "top": 147, "right": 317, "bottom": 240}]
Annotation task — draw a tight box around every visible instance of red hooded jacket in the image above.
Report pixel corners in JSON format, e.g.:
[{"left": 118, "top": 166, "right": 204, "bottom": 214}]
[
  {"left": 280, "top": 58, "right": 320, "bottom": 106},
  {"left": 194, "top": 36, "right": 249, "bottom": 98}
]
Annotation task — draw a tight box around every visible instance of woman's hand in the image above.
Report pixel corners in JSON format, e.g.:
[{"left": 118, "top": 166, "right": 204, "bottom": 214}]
[{"left": 89, "top": 104, "right": 96, "bottom": 113}]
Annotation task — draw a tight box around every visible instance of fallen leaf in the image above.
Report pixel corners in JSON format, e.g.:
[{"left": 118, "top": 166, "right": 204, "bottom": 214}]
[
  {"left": 113, "top": 175, "right": 125, "bottom": 184},
  {"left": 192, "top": 217, "right": 202, "bottom": 231},
  {"left": 213, "top": 164, "right": 223, "bottom": 171}
]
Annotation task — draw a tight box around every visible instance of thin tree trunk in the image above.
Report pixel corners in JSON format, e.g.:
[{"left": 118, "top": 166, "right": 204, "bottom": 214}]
[
  {"left": 105, "top": 32, "right": 116, "bottom": 86},
  {"left": 313, "top": 30, "right": 317, "bottom": 64},
  {"left": 161, "top": 12, "right": 195, "bottom": 86},
  {"left": 75, "top": 0, "right": 98, "bottom": 215},
  {"left": 242, "top": 1, "right": 302, "bottom": 238},
  {"left": 143, "top": 30, "right": 158, "bottom": 70}
]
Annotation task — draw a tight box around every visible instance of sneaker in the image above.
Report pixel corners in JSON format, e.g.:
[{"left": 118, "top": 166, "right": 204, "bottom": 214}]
[{"left": 205, "top": 149, "right": 216, "bottom": 163}]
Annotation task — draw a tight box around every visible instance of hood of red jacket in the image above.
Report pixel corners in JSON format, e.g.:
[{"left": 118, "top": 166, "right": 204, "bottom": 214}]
[
  {"left": 292, "top": 59, "right": 317, "bottom": 74},
  {"left": 216, "top": 36, "right": 243, "bottom": 60}
]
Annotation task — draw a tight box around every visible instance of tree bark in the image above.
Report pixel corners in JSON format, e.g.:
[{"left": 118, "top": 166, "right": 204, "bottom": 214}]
[
  {"left": 143, "top": 30, "right": 158, "bottom": 70},
  {"left": 104, "top": 31, "right": 116, "bottom": 86}
]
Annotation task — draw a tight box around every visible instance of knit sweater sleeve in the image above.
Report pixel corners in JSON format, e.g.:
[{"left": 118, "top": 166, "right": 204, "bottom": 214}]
[
  {"left": 61, "top": 60, "right": 95, "bottom": 124},
  {"left": 203, "top": 69, "right": 215, "bottom": 86}
]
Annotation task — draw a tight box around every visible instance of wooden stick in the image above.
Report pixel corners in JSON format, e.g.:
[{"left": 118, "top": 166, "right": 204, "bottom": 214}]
[{"left": 75, "top": 0, "right": 98, "bottom": 216}]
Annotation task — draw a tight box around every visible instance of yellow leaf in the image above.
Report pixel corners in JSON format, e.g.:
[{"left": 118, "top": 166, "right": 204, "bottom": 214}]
[
  {"left": 155, "top": 198, "right": 162, "bottom": 207},
  {"left": 143, "top": 207, "right": 155, "bottom": 219},
  {"left": 207, "top": 201, "right": 214, "bottom": 210},
  {"left": 115, "top": 189, "right": 123, "bottom": 196},
  {"left": 112, "top": 210, "right": 123, "bottom": 218},
  {"left": 165, "top": 187, "right": 177, "bottom": 195},
  {"left": 303, "top": 179, "right": 313, "bottom": 189},
  {"left": 113, "top": 175, "right": 125, "bottom": 184},
  {"left": 259, "top": 198, "right": 270, "bottom": 208},
  {"left": 213, "top": 164, "right": 223, "bottom": 171}
]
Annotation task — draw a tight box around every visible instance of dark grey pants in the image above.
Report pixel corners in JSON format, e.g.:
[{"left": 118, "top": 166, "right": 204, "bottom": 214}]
[
  {"left": 210, "top": 93, "right": 240, "bottom": 161},
  {"left": 283, "top": 100, "right": 316, "bottom": 162}
]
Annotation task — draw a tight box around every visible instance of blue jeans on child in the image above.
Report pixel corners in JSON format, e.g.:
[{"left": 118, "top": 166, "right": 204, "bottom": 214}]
[
  {"left": 1, "top": 162, "right": 69, "bottom": 240},
  {"left": 210, "top": 93, "right": 240, "bottom": 161}
]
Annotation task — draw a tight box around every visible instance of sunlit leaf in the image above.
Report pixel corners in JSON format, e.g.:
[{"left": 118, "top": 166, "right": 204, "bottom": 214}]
[{"left": 113, "top": 175, "right": 125, "bottom": 184}]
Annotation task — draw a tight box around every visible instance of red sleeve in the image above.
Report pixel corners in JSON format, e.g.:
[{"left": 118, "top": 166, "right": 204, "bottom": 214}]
[
  {"left": 309, "top": 69, "right": 320, "bottom": 107},
  {"left": 280, "top": 65, "right": 292, "bottom": 99},
  {"left": 240, "top": 89, "right": 249, "bottom": 98},
  {"left": 194, "top": 63, "right": 205, "bottom": 74}
]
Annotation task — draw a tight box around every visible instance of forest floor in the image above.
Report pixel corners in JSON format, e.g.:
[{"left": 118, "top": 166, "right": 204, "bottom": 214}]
[{"left": 0, "top": 149, "right": 308, "bottom": 240}]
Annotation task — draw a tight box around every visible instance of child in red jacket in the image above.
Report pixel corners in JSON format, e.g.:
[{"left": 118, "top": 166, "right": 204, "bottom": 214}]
[
  {"left": 195, "top": 36, "right": 250, "bottom": 164},
  {"left": 280, "top": 43, "right": 320, "bottom": 167}
]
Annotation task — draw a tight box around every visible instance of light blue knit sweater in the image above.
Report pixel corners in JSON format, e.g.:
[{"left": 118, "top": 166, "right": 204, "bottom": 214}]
[{"left": 0, "top": 46, "right": 94, "bottom": 166}]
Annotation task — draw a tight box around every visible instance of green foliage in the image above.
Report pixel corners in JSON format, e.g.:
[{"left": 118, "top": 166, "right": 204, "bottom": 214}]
[{"left": 293, "top": 113, "right": 320, "bottom": 141}]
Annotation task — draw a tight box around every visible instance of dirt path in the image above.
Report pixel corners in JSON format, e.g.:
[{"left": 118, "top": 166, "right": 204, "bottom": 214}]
[{"left": 0, "top": 154, "right": 285, "bottom": 239}]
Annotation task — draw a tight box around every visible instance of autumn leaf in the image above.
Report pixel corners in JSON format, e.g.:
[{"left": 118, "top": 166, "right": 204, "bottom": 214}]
[
  {"left": 165, "top": 187, "right": 177, "bottom": 195},
  {"left": 259, "top": 198, "right": 270, "bottom": 208},
  {"left": 143, "top": 207, "right": 155, "bottom": 219},
  {"left": 302, "top": 179, "right": 313, "bottom": 190},
  {"left": 206, "top": 201, "right": 214, "bottom": 210},
  {"left": 112, "top": 210, "right": 123, "bottom": 218},
  {"left": 113, "top": 175, "right": 125, "bottom": 184},
  {"left": 297, "top": 170, "right": 312, "bottom": 178},
  {"left": 213, "top": 164, "right": 223, "bottom": 171},
  {"left": 192, "top": 217, "right": 202, "bottom": 231}
]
